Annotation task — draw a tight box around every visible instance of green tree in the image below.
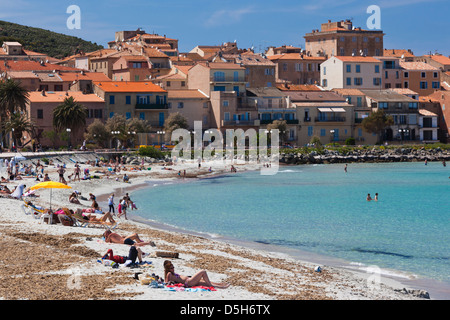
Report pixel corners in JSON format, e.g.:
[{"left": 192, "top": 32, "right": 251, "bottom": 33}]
[
  {"left": 2, "top": 112, "right": 34, "bottom": 147},
  {"left": 0, "top": 78, "right": 29, "bottom": 147},
  {"left": 84, "top": 119, "right": 110, "bottom": 148},
  {"left": 52, "top": 96, "right": 88, "bottom": 132},
  {"left": 267, "top": 119, "right": 287, "bottom": 145},
  {"left": 362, "top": 110, "right": 394, "bottom": 144},
  {"left": 164, "top": 112, "right": 188, "bottom": 142}
]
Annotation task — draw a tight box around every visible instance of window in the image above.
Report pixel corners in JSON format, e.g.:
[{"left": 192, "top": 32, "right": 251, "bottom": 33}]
[
  {"left": 346, "top": 77, "right": 352, "bottom": 86},
  {"left": 37, "top": 109, "right": 43, "bottom": 119},
  {"left": 126, "top": 96, "right": 131, "bottom": 105},
  {"left": 181, "top": 81, "right": 186, "bottom": 87},
  {"left": 340, "top": 47, "right": 345, "bottom": 55},
  {"left": 265, "top": 68, "right": 271, "bottom": 75},
  {"left": 139, "top": 112, "right": 145, "bottom": 120},
  {"left": 223, "top": 100, "right": 229, "bottom": 107},
  {"left": 177, "top": 102, "right": 184, "bottom": 109},
  {"left": 354, "top": 78, "right": 363, "bottom": 86},
  {"left": 166, "top": 81, "right": 171, "bottom": 87},
  {"left": 420, "top": 82, "right": 428, "bottom": 89},
  {"left": 352, "top": 36, "right": 357, "bottom": 42},
  {"left": 109, "top": 112, "right": 114, "bottom": 118},
  {"left": 408, "top": 102, "right": 418, "bottom": 109},
  {"left": 363, "top": 37, "right": 368, "bottom": 42},
  {"left": 109, "top": 95, "right": 115, "bottom": 104},
  {"left": 132, "top": 62, "right": 142, "bottom": 68},
  {"left": 167, "top": 102, "right": 172, "bottom": 109},
  {"left": 373, "top": 78, "right": 381, "bottom": 86},
  {"left": 375, "top": 37, "right": 380, "bottom": 42},
  {"left": 433, "top": 72, "right": 438, "bottom": 78},
  {"left": 295, "top": 63, "right": 303, "bottom": 72},
  {"left": 125, "top": 112, "right": 131, "bottom": 119},
  {"left": 323, "top": 66, "right": 326, "bottom": 75},
  {"left": 356, "top": 65, "right": 361, "bottom": 73},
  {"left": 214, "top": 71, "right": 225, "bottom": 81},
  {"left": 320, "top": 129, "right": 326, "bottom": 136},
  {"left": 224, "top": 112, "right": 230, "bottom": 121},
  {"left": 322, "top": 79, "right": 327, "bottom": 87},
  {"left": 404, "top": 72, "right": 409, "bottom": 78},
  {"left": 283, "top": 63, "right": 288, "bottom": 71},
  {"left": 233, "top": 71, "right": 239, "bottom": 81},
  {"left": 432, "top": 82, "right": 440, "bottom": 89},
  {"left": 340, "top": 37, "right": 345, "bottom": 42},
  {"left": 404, "top": 81, "right": 409, "bottom": 88},
  {"left": 308, "top": 126, "right": 313, "bottom": 137},
  {"left": 378, "top": 102, "right": 388, "bottom": 109},
  {"left": 375, "top": 65, "right": 380, "bottom": 73},
  {"left": 346, "top": 64, "right": 351, "bottom": 73},
  {"left": 357, "top": 97, "right": 362, "bottom": 107},
  {"left": 421, "top": 72, "right": 426, "bottom": 78},
  {"left": 375, "top": 49, "right": 380, "bottom": 56}
]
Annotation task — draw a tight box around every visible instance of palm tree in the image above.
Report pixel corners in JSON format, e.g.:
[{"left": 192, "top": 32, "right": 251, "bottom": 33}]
[
  {"left": 0, "top": 78, "right": 29, "bottom": 147},
  {"left": 2, "top": 112, "right": 35, "bottom": 147},
  {"left": 52, "top": 96, "right": 88, "bottom": 147}
]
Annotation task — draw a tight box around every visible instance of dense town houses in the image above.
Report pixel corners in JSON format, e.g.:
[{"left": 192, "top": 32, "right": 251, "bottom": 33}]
[{"left": 1, "top": 20, "right": 450, "bottom": 150}]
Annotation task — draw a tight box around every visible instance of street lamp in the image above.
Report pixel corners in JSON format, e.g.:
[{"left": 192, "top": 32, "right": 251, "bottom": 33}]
[
  {"left": 157, "top": 130, "right": 165, "bottom": 147},
  {"left": 111, "top": 131, "right": 120, "bottom": 150},
  {"left": 66, "top": 128, "right": 71, "bottom": 150},
  {"left": 330, "top": 129, "right": 335, "bottom": 143}
]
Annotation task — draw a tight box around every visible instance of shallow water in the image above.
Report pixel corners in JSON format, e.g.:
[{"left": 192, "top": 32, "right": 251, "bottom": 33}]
[{"left": 129, "top": 162, "right": 450, "bottom": 293}]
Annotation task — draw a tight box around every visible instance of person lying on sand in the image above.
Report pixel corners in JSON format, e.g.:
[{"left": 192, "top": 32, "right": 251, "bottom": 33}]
[
  {"left": 74, "top": 208, "right": 116, "bottom": 224},
  {"left": 103, "top": 230, "right": 155, "bottom": 247},
  {"left": 102, "top": 246, "right": 145, "bottom": 264},
  {"left": 163, "top": 260, "right": 230, "bottom": 289},
  {"left": 69, "top": 192, "right": 81, "bottom": 204}
]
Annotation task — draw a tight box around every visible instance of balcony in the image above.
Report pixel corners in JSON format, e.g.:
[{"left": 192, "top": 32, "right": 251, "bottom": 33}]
[
  {"left": 210, "top": 76, "right": 246, "bottom": 83},
  {"left": 222, "top": 120, "right": 258, "bottom": 126},
  {"left": 315, "top": 117, "right": 346, "bottom": 122},
  {"left": 259, "top": 119, "right": 299, "bottom": 125},
  {"left": 135, "top": 103, "right": 169, "bottom": 110}
]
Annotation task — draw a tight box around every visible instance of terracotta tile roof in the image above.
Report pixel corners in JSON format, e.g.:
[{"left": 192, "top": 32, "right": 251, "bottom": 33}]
[
  {"left": 167, "top": 89, "right": 208, "bottom": 99},
  {"left": 335, "top": 56, "right": 381, "bottom": 63},
  {"left": 267, "top": 53, "right": 326, "bottom": 61},
  {"left": 276, "top": 84, "right": 322, "bottom": 91},
  {"left": 388, "top": 88, "right": 419, "bottom": 96},
  {"left": 285, "top": 91, "right": 347, "bottom": 102},
  {"left": 427, "top": 55, "right": 450, "bottom": 66},
  {"left": 419, "top": 96, "right": 440, "bottom": 103},
  {"left": 0, "top": 60, "right": 81, "bottom": 72},
  {"left": 143, "top": 47, "right": 169, "bottom": 58},
  {"left": 58, "top": 72, "right": 111, "bottom": 82},
  {"left": 118, "top": 55, "right": 148, "bottom": 61},
  {"left": 332, "top": 88, "right": 365, "bottom": 96},
  {"left": 399, "top": 61, "right": 439, "bottom": 71},
  {"left": 28, "top": 91, "right": 105, "bottom": 103},
  {"left": 5, "top": 71, "right": 39, "bottom": 79},
  {"left": 93, "top": 81, "right": 167, "bottom": 93},
  {"left": 235, "top": 54, "right": 275, "bottom": 66},
  {"left": 384, "top": 49, "right": 415, "bottom": 58},
  {"left": 174, "top": 65, "right": 193, "bottom": 75}
]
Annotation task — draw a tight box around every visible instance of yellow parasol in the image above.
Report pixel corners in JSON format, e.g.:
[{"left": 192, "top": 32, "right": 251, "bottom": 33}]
[{"left": 30, "top": 181, "right": 71, "bottom": 210}]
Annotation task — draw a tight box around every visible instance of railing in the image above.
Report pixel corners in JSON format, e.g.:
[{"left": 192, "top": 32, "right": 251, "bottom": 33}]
[
  {"left": 135, "top": 103, "right": 169, "bottom": 110},
  {"left": 210, "top": 76, "right": 246, "bottom": 82},
  {"left": 222, "top": 120, "right": 257, "bottom": 126},
  {"left": 315, "top": 117, "right": 346, "bottom": 122}
]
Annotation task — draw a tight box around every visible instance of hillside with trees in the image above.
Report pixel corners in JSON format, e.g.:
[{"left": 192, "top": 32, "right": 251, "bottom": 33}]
[{"left": 0, "top": 20, "right": 103, "bottom": 59}]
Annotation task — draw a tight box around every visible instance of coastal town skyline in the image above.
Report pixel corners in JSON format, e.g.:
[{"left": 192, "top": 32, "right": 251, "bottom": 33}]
[{"left": 0, "top": 0, "right": 449, "bottom": 56}]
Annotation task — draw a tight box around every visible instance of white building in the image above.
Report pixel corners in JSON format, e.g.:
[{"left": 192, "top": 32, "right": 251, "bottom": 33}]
[
  {"left": 418, "top": 109, "right": 439, "bottom": 143},
  {"left": 320, "top": 56, "right": 382, "bottom": 90}
]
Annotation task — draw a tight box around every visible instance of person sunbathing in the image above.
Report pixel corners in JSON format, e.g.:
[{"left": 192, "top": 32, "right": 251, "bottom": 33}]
[
  {"left": 74, "top": 208, "right": 115, "bottom": 224},
  {"left": 103, "top": 230, "right": 155, "bottom": 247},
  {"left": 163, "top": 260, "right": 230, "bottom": 289},
  {"left": 101, "top": 246, "right": 144, "bottom": 264}
]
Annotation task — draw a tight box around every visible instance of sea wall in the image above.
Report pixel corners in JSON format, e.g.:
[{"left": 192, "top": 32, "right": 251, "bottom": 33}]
[{"left": 280, "top": 147, "right": 450, "bottom": 165}]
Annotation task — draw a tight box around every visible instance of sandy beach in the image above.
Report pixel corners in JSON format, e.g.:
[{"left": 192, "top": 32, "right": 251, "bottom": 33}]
[{"left": 0, "top": 151, "right": 437, "bottom": 302}]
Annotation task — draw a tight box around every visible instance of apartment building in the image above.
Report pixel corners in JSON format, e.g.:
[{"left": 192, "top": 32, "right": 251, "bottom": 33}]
[
  {"left": 320, "top": 56, "right": 382, "bottom": 90},
  {"left": 284, "top": 90, "right": 354, "bottom": 146},
  {"left": 214, "top": 52, "right": 276, "bottom": 88},
  {"left": 399, "top": 61, "right": 440, "bottom": 96},
  {"left": 304, "top": 19, "right": 384, "bottom": 58},
  {"left": 267, "top": 53, "right": 325, "bottom": 85},
  {"left": 93, "top": 81, "right": 168, "bottom": 129},
  {"left": 246, "top": 87, "right": 298, "bottom": 144},
  {"left": 167, "top": 89, "right": 210, "bottom": 130},
  {"left": 361, "top": 90, "right": 421, "bottom": 142},
  {"left": 111, "top": 55, "right": 151, "bottom": 82},
  {"left": 25, "top": 91, "right": 105, "bottom": 148},
  {"left": 188, "top": 62, "right": 246, "bottom": 96}
]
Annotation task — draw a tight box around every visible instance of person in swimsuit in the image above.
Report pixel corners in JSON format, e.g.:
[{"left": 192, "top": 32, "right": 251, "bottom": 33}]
[
  {"left": 103, "top": 230, "right": 155, "bottom": 247},
  {"left": 102, "top": 246, "right": 144, "bottom": 264},
  {"left": 163, "top": 260, "right": 230, "bottom": 289}
]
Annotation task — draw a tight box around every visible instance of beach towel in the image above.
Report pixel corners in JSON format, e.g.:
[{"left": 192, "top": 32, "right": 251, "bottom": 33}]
[{"left": 164, "top": 283, "right": 216, "bottom": 292}]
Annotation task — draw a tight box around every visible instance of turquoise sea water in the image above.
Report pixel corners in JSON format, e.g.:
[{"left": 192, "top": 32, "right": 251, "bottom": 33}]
[{"left": 130, "top": 162, "right": 450, "bottom": 286}]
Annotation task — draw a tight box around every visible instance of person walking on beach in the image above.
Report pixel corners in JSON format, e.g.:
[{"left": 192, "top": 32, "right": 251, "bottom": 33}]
[
  {"left": 73, "top": 163, "right": 81, "bottom": 181},
  {"left": 118, "top": 197, "right": 128, "bottom": 219},
  {"left": 57, "top": 166, "right": 66, "bottom": 183},
  {"left": 108, "top": 194, "right": 115, "bottom": 214}
]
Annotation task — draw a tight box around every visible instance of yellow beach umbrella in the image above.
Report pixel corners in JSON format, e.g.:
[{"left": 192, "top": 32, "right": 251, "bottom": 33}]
[{"left": 31, "top": 181, "right": 71, "bottom": 210}]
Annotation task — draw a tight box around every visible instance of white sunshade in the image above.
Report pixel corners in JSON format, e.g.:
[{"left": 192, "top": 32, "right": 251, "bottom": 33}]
[
  {"left": 317, "top": 108, "right": 333, "bottom": 112},
  {"left": 331, "top": 108, "right": 346, "bottom": 112}
]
